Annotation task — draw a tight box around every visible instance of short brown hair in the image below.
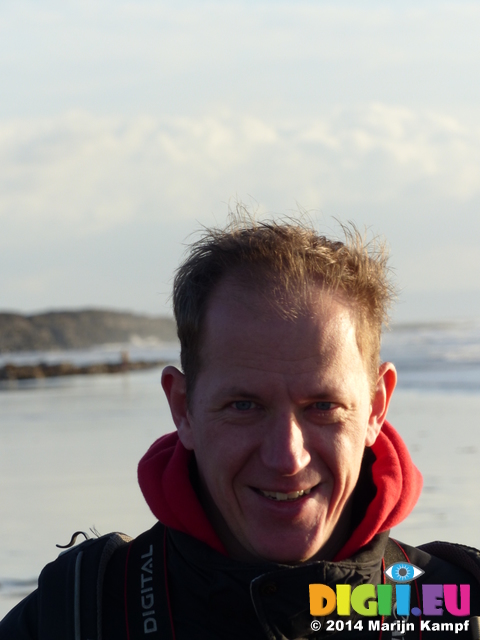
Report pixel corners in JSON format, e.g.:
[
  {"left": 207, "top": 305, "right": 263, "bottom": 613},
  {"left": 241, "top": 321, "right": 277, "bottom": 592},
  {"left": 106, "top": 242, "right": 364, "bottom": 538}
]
[{"left": 172, "top": 213, "right": 395, "bottom": 400}]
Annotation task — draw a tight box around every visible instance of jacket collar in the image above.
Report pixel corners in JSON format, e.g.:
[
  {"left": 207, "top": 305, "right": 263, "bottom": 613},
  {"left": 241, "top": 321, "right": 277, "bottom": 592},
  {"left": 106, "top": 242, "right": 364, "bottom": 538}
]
[{"left": 167, "top": 524, "right": 390, "bottom": 639}]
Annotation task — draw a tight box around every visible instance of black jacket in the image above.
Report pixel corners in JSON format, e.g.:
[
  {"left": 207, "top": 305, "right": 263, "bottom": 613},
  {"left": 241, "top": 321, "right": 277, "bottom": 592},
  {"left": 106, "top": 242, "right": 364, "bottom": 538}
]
[{"left": 2, "top": 522, "right": 480, "bottom": 639}]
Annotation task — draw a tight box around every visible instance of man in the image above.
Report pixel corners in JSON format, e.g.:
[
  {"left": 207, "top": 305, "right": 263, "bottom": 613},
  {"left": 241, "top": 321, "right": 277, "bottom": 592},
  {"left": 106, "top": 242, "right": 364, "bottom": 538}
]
[{"left": 2, "top": 216, "right": 480, "bottom": 639}]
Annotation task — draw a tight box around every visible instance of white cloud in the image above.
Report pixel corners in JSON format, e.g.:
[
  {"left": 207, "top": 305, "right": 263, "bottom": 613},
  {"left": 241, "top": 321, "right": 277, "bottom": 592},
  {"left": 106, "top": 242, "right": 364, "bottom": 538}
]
[
  {"left": 3, "top": 1, "right": 480, "bottom": 314},
  {"left": 2, "top": 102, "right": 480, "bottom": 313},
  {"left": 3, "top": 104, "right": 480, "bottom": 248}
]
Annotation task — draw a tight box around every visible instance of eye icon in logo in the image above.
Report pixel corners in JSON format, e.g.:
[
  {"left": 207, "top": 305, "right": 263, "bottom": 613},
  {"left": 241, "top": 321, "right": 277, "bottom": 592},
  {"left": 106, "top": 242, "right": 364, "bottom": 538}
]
[{"left": 385, "top": 562, "right": 425, "bottom": 583}]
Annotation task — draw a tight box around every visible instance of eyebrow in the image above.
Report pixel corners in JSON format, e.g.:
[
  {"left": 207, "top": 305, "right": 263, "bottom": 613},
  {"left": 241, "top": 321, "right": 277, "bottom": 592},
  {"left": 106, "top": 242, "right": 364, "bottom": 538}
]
[
  {"left": 213, "top": 387, "right": 338, "bottom": 403},
  {"left": 215, "top": 387, "right": 264, "bottom": 401}
]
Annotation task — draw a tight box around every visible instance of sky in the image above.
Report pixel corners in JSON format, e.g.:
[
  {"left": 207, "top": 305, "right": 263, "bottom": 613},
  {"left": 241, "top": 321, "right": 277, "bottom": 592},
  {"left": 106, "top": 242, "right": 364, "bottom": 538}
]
[{"left": 2, "top": 0, "right": 480, "bottom": 323}]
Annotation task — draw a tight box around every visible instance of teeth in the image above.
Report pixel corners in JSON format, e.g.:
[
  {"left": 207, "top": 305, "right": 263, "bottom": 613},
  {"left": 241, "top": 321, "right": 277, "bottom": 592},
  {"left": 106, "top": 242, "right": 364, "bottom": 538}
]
[{"left": 260, "top": 488, "right": 312, "bottom": 501}]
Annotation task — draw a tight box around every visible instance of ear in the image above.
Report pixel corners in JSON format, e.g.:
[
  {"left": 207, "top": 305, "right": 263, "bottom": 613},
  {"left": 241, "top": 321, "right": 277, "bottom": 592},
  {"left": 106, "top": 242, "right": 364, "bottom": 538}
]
[
  {"left": 161, "top": 365, "right": 195, "bottom": 450},
  {"left": 365, "top": 362, "right": 397, "bottom": 446}
]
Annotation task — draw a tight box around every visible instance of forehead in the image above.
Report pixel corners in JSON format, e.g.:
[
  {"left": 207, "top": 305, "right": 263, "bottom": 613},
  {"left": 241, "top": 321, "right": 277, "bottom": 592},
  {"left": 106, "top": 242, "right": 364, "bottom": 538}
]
[{"left": 199, "top": 278, "right": 365, "bottom": 380}]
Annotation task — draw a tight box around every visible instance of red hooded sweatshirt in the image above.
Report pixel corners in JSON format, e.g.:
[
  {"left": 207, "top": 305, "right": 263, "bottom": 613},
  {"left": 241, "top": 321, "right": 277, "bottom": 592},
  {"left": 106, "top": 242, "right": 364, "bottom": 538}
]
[{"left": 137, "top": 420, "right": 422, "bottom": 562}]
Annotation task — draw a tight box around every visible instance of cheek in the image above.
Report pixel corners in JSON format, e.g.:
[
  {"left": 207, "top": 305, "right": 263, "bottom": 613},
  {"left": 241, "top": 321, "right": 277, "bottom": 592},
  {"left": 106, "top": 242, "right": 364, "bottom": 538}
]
[
  {"left": 194, "top": 424, "right": 252, "bottom": 479},
  {"left": 318, "top": 423, "right": 367, "bottom": 477}
]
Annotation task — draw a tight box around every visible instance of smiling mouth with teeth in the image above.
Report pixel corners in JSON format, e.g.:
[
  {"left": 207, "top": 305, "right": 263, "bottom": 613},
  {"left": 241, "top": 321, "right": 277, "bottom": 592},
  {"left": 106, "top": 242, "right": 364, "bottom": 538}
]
[{"left": 256, "top": 487, "right": 314, "bottom": 501}]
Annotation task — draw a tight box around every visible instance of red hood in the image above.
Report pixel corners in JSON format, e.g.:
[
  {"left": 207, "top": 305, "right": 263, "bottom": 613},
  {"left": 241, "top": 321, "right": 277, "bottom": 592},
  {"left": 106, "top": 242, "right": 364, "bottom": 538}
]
[{"left": 137, "top": 420, "right": 422, "bottom": 560}]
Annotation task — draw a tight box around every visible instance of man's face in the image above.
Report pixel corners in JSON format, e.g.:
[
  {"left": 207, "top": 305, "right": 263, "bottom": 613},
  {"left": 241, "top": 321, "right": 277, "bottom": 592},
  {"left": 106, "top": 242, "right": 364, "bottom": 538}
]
[{"left": 165, "top": 281, "right": 394, "bottom": 563}]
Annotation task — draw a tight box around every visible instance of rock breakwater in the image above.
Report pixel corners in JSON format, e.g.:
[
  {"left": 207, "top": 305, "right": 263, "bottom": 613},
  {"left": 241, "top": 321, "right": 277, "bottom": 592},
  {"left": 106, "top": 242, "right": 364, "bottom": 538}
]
[{"left": 0, "top": 359, "right": 164, "bottom": 381}]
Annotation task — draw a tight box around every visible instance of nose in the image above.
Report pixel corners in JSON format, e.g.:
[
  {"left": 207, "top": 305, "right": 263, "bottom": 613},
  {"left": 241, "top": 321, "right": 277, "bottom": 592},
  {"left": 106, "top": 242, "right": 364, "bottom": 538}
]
[{"left": 260, "top": 411, "right": 311, "bottom": 475}]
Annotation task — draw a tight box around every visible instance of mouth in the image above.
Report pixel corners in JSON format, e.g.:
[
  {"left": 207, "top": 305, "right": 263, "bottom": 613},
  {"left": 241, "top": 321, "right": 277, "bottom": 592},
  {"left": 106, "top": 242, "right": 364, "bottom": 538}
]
[{"left": 254, "top": 486, "right": 317, "bottom": 502}]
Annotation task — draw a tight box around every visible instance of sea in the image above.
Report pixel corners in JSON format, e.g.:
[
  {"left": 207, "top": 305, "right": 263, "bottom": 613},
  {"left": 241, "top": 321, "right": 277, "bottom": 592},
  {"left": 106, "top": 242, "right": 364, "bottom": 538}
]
[{"left": 1, "top": 321, "right": 480, "bottom": 620}]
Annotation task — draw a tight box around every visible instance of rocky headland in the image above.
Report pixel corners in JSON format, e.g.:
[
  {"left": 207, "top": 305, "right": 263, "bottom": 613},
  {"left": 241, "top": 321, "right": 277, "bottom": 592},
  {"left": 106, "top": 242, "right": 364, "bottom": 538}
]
[
  {"left": 0, "top": 309, "right": 177, "bottom": 381},
  {"left": 0, "top": 309, "right": 176, "bottom": 353}
]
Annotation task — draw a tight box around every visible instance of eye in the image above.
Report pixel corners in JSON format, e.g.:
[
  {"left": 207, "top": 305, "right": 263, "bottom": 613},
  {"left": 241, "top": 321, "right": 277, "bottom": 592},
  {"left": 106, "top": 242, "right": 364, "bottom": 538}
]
[
  {"left": 232, "top": 400, "right": 256, "bottom": 411},
  {"left": 384, "top": 562, "right": 425, "bottom": 583},
  {"left": 313, "top": 402, "right": 336, "bottom": 411}
]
